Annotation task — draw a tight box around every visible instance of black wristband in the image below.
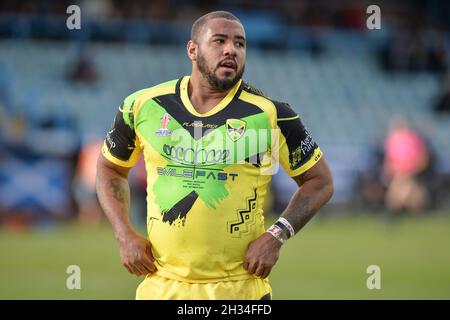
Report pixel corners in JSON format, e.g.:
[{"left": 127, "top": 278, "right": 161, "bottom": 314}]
[{"left": 274, "top": 221, "right": 291, "bottom": 239}]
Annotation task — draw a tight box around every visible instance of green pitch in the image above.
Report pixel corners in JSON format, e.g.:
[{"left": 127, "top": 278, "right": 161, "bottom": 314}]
[{"left": 0, "top": 213, "right": 449, "bottom": 299}]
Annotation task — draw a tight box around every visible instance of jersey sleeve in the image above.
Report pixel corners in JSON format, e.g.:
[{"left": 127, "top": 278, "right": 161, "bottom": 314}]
[
  {"left": 101, "top": 99, "right": 142, "bottom": 168},
  {"left": 275, "top": 101, "right": 323, "bottom": 177}
]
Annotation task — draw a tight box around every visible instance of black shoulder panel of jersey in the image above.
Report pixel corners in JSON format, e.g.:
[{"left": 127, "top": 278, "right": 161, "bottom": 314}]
[
  {"left": 273, "top": 100, "right": 318, "bottom": 171},
  {"left": 273, "top": 100, "right": 299, "bottom": 119},
  {"left": 242, "top": 82, "right": 268, "bottom": 98},
  {"left": 105, "top": 102, "right": 137, "bottom": 161}
]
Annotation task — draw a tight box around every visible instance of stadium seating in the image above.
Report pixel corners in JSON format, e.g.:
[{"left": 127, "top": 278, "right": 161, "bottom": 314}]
[{"left": 1, "top": 39, "right": 448, "bottom": 203}]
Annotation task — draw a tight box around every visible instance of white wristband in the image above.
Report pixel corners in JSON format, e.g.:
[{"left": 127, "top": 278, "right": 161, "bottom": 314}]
[
  {"left": 277, "top": 217, "right": 295, "bottom": 238},
  {"left": 266, "top": 224, "right": 285, "bottom": 244}
]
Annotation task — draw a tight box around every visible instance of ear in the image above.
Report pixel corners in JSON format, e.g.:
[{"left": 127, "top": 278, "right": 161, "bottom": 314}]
[{"left": 187, "top": 40, "right": 197, "bottom": 62}]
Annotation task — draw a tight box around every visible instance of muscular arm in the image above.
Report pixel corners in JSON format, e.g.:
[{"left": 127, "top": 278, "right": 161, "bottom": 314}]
[
  {"left": 244, "top": 158, "right": 333, "bottom": 279},
  {"left": 96, "top": 154, "right": 155, "bottom": 276},
  {"left": 281, "top": 157, "right": 334, "bottom": 234},
  {"left": 96, "top": 154, "right": 133, "bottom": 238}
]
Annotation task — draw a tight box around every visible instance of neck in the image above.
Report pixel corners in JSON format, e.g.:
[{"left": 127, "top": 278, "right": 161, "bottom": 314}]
[{"left": 188, "top": 71, "right": 233, "bottom": 114}]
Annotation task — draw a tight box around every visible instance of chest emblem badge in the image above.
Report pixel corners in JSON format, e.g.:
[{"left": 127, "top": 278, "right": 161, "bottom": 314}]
[{"left": 226, "top": 119, "right": 246, "bottom": 142}]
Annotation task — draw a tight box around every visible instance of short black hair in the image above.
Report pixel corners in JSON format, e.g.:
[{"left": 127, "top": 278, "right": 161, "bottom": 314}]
[{"left": 190, "top": 11, "right": 242, "bottom": 42}]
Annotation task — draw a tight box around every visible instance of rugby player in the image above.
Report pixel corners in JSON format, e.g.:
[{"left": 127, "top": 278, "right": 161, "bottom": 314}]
[{"left": 96, "top": 10, "right": 333, "bottom": 300}]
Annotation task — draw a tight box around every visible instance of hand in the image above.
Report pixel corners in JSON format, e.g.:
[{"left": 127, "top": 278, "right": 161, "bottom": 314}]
[
  {"left": 117, "top": 231, "right": 156, "bottom": 276},
  {"left": 243, "top": 232, "right": 283, "bottom": 279}
]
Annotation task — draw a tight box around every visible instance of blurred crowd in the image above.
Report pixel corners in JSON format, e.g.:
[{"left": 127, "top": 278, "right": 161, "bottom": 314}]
[
  {"left": 1, "top": 0, "right": 450, "bottom": 29},
  {"left": 0, "top": 0, "right": 385, "bottom": 28},
  {"left": 1, "top": 0, "right": 450, "bottom": 230}
]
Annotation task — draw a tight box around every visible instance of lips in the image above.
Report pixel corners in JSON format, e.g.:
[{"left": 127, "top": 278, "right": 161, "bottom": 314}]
[{"left": 219, "top": 59, "right": 237, "bottom": 70}]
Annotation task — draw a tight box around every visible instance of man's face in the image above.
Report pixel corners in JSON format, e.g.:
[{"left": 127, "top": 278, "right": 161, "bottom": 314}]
[{"left": 193, "top": 18, "right": 246, "bottom": 91}]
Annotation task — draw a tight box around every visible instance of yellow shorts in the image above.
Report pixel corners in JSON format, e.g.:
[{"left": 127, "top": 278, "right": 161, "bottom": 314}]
[{"left": 135, "top": 273, "right": 272, "bottom": 300}]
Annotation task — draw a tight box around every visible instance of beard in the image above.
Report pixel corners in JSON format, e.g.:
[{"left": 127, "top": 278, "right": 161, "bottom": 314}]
[{"left": 197, "top": 50, "right": 245, "bottom": 91}]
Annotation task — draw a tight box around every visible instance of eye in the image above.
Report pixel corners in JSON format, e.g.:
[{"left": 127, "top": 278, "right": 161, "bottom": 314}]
[
  {"left": 214, "top": 39, "right": 224, "bottom": 44},
  {"left": 236, "top": 42, "right": 245, "bottom": 48}
]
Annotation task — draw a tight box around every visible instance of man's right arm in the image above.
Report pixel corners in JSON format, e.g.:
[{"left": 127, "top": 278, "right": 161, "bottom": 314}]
[{"left": 96, "top": 148, "right": 156, "bottom": 276}]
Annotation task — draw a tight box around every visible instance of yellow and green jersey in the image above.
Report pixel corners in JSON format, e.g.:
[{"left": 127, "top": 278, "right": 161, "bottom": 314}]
[{"left": 102, "top": 76, "right": 322, "bottom": 282}]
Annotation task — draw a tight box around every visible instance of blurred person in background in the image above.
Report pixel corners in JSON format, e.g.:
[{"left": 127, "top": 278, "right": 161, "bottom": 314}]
[
  {"left": 96, "top": 10, "right": 333, "bottom": 300},
  {"left": 355, "top": 141, "right": 386, "bottom": 211},
  {"left": 383, "top": 114, "right": 430, "bottom": 214},
  {"left": 67, "top": 45, "right": 98, "bottom": 84},
  {"left": 73, "top": 138, "right": 104, "bottom": 224}
]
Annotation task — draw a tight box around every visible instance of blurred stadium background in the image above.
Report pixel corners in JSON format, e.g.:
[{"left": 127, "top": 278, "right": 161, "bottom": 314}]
[{"left": 0, "top": 0, "right": 449, "bottom": 299}]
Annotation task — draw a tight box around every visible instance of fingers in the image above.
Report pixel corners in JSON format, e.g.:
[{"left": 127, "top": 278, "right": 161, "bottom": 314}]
[
  {"left": 244, "top": 252, "right": 259, "bottom": 275},
  {"left": 255, "top": 264, "right": 266, "bottom": 278},
  {"left": 123, "top": 262, "right": 141, "bottom": 276},
  {"left": 123, "top": 263, "right": 134, "bottom": 275},
  {"left": 122, "top": 260, "right": 149, "bottom": 276},
  {"left": 140, "top": 255, "right": 156, "bottom": 273},
  {"left": 137, "top": 261, "right": 154, "bottom": 274},
  {"left": 244, "top": 258, "right": 272, "bottom": 279},
  {"left": 130, "top": 262, "right": 147, "bottom": 276},
  {"left": 119, "top": 237, "right": 157, "bottom": 276},
  {"left": 261, "top": 266, "right": 272, "bottom": 279},
  {"left": 243, "top": 234, "right": 279, "bottom": 278},
  {"left": 123, "top": 257, "right": 155, "bottom": 276},
  {"left": 247, "top": 260, "right": 258, "bottom": 275},
  {"left": 125, "top": 259, "right": 155, "bottom": 276}
]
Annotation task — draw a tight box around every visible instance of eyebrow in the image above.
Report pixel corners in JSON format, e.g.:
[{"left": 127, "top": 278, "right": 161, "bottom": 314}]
[{"left": 211, "top": 33, "right": 246, "bottom": 41}]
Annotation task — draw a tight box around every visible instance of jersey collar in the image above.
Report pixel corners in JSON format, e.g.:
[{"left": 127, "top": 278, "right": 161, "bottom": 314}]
[{"left": 179, "top": 75, "right": 242, "bottom": 117}]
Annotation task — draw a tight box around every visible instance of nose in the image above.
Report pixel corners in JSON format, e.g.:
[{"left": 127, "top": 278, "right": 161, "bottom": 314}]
[{"left": 223, "top": 40, "right": 237, "bottom": 57}]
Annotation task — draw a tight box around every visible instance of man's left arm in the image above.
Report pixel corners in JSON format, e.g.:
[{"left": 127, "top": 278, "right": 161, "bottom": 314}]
[{"left": 243, "top": 157, "right": 334, "bottom": 279}]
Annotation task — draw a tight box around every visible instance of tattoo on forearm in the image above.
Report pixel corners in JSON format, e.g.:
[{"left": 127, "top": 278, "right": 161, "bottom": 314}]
[
  {"left": 281, "top": 196, "right": 310, "bottom": 234},
  {"left": 109, "top": 178, "right": 129, "bottom": 211}
]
